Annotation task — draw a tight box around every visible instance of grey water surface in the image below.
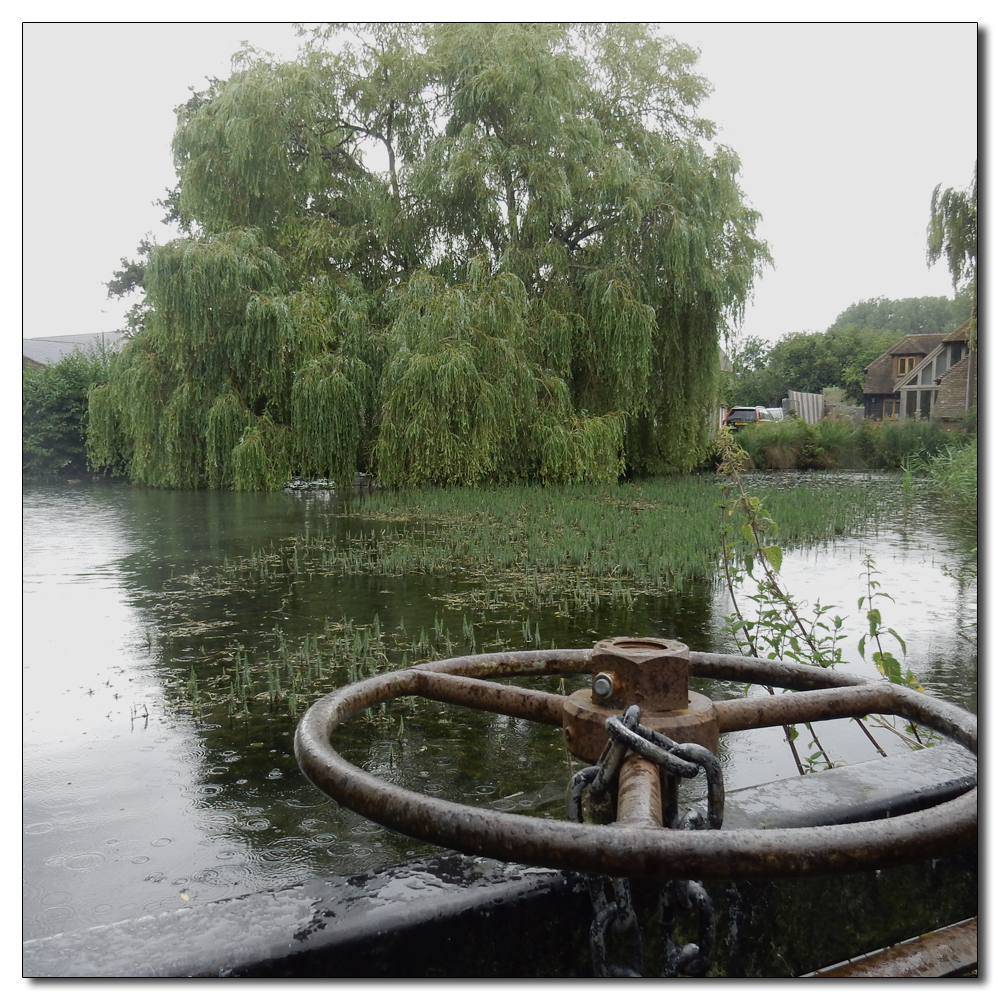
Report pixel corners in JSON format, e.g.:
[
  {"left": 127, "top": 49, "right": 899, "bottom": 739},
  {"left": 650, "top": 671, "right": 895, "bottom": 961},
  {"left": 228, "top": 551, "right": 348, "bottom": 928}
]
[{"left": 23, "top": 474, "right": 976, "bottom": 941}]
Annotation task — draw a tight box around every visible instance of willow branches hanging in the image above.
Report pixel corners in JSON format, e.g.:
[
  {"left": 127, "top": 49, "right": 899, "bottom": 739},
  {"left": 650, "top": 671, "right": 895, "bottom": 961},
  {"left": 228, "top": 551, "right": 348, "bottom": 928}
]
[{"left": 90, "top": 22, "right": 769, "bottom": 489}]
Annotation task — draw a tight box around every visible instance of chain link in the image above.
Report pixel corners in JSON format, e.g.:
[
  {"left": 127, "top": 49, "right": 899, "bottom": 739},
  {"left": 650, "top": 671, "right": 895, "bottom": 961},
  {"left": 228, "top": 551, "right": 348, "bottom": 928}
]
[
  {"left": 567, "top": 704, "right": 724, "bottom": 978},
  {"left": 659, "top": 878, "right": 716, "bottom": 976},
  {"left": 587, "top": 876, "right": 643, "bottom": 977}
]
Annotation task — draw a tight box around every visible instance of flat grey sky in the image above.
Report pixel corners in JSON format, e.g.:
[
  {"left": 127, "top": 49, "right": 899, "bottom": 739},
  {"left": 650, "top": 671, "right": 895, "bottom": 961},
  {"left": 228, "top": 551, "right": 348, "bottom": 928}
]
[{"left": 22, "top": 21, "right": 978, "bottom": 346}]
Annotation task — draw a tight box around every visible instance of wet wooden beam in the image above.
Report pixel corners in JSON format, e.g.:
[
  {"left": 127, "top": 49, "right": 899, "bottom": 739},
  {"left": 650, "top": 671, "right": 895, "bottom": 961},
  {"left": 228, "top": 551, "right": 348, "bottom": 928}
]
[{"left": 805, "top": 917, "right": 977, "bottom": 978}]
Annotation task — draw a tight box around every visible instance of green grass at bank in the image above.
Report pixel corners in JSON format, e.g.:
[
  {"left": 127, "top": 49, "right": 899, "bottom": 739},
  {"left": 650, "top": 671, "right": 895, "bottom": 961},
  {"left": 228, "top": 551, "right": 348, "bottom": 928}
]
[
  {"left": 917, "top": 439, "right": 977, "bottom": 525},
  {"left": 283, "top": 474, "right": 890, "bottom": 592},
  {"left": 729, "top": 417, "right": 973, "bottom": 472}
]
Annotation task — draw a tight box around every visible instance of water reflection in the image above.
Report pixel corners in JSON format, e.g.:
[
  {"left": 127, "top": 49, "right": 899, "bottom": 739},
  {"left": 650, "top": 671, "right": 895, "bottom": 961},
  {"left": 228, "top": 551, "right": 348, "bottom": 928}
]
[{"left": 23, "top": 474, "right": 976, "bottom": 941}]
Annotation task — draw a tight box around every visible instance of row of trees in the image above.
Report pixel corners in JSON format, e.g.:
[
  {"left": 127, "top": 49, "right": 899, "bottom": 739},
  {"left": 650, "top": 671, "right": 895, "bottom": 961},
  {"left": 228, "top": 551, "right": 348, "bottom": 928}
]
[
  {"left": 87, "top": 22, "right": 769, "bottom": 488},
  {"left": 723, "top": 162, "right": 976, "bottom": 412},
  {"left": 722, "top": 294, "right": 972, "bottom": 408}
]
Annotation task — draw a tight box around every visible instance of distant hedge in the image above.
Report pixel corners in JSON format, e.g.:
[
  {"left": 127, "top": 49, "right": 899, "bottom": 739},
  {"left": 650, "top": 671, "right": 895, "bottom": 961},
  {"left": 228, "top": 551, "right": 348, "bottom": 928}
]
[
  {"left": 23, "top": 352, "right": 112, "bottom": 477},
  {"left": 716, "top": 416, "right": 973, "bottom": 472}
]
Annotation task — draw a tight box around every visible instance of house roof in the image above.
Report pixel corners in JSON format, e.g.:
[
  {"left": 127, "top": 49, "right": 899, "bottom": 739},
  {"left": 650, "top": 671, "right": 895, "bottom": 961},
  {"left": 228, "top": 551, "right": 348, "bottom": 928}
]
[
  {"left": 942, "top": 318, "right": 973, "bottom": 343},
  {"left": 22, "top": 331, "right": 128, "bottom": 367},
  {"left": 862, "top": 327, "right": 967, "bottom": 397}
]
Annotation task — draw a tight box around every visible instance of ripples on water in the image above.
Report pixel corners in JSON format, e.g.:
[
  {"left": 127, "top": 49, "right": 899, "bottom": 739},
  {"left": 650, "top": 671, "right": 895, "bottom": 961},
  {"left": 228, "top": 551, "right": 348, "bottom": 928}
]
[{"left": 22, "top": 476, "right": 976, "bottom": 940}]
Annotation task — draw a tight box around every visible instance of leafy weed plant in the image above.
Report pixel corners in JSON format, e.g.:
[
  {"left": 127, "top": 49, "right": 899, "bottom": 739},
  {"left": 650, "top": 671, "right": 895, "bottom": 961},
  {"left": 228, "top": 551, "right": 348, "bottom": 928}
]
[{"left": 716, "top": 429, "right": 932, "bottom": 770}]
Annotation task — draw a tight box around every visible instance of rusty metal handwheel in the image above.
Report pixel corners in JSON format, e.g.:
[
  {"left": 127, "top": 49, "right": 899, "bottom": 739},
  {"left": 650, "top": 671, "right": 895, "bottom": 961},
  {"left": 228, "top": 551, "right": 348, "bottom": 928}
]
[{"left": 294, "top": 642, "right": 977, "bottom": 881}]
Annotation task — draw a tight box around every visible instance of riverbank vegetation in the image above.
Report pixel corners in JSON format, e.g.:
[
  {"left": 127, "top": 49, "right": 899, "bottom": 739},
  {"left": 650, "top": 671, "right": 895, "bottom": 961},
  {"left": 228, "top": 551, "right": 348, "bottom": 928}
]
[
  {"left": 722, "top": 416, "right": 977, "bottom": 530},
  {"left": 22, "top": 351, "right": 111, "bottom": 477},
  {"left": 724, "top": 415, "right": 970, "bottom": 472},
  {"left": 916, "top": 438, "right": 978, "bottom": 524}
]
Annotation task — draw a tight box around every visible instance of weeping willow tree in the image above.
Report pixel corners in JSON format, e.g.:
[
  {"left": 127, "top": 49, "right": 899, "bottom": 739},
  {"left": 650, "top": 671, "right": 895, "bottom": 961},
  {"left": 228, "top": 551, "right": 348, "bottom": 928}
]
[
  {"left": 927, "top": 163, "right": 977, "bottom": 349},
  {"left": 91, "top": 22, "right": 769, "bottom": 488}
]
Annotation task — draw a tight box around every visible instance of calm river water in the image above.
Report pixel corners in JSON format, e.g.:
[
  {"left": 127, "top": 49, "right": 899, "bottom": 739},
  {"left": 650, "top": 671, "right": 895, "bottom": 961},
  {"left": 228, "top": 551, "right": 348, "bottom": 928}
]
[{"left": 23, "top": 473, "right": 977, "bottom": 941}]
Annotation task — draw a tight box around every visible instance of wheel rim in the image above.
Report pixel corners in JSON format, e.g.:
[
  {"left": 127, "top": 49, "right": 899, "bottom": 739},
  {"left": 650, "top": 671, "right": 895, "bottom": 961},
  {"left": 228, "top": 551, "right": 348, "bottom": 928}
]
[{"left": 294, "top": 649, "right": 977, "bottom": 880}]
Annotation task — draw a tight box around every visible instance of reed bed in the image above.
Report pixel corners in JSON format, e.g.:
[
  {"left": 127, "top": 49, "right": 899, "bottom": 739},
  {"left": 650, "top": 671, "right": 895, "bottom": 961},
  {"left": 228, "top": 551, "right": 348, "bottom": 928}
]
[
  {"left": 168, "top": 474, "right": 896, "bottom": 721},
  {"left": 199, "top": 475, "right": 886, "bottom": 598},
  {"left": 917, "top": 438, "right": 977, "bottom": 525},
  {"left": 731, "top": 417, "right": 963, "bottom": 471},
  {"left": 179, "top": 612, "right": 554, "bottom": 721}
]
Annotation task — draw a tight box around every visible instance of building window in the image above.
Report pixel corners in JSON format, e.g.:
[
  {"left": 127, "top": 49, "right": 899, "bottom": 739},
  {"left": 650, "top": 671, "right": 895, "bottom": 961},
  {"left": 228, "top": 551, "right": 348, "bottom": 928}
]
[
  {"left": 896, "top": 356, "right": 918, "bottom": 376},
  {"left": 881, "top": 399, "right": 899, "bottom": 419},
  {"left": 902, "top": 389, "right": 935, "bottom": 418}
]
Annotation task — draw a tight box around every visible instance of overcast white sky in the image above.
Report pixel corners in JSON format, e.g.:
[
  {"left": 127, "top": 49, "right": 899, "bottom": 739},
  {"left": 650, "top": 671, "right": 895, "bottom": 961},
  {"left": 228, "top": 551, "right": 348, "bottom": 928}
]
[{"left": 22, "top": 19, "right": 978, "bottom": 347}]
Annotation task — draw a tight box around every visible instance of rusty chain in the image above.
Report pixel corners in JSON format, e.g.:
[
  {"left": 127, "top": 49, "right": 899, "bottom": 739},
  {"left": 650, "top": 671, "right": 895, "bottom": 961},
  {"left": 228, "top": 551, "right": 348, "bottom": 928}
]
[
  {"left": 587, "top": 876, "right": 643, "bottom": 977},
  {"left": 568, "top": 704, "right": 723, "bottom": 977},
  {"left": 659, "top": 878, "right": 716, "bottom": 976}
]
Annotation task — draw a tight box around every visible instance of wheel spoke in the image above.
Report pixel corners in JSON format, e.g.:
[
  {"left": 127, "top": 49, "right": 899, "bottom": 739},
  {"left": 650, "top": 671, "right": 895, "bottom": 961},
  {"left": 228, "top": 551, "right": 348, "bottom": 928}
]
[
  {"left": 412, "top": 670, "right": 565, "bottom": 726},
  {"left": 715, "top": 685, "right": 896, "bottom": 732}
]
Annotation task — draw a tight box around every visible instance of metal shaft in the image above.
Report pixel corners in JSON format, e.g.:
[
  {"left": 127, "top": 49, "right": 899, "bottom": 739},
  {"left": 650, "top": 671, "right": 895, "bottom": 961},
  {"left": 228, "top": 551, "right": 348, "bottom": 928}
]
[{"left": 615, "top": 753, "right": 664, "bottom": 829}]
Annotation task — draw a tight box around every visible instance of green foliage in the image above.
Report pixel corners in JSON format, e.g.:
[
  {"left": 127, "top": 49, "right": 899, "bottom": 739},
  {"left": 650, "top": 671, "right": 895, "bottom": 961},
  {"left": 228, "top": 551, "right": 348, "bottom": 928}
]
[
  {"left": 729, "top": 417, "right": 856, "bottom": 471},
  {"left": 231, "top": 415, "right": 295, "bottom": 491},
  {"left": 855, "top": 556, "right": 935, "bottom": 752},
  {"left": 914, "top": 438, "right": 977, "bottom": 524},
  {"left": 206, "top": 391, "right": 251, "bottom": 489},
  {"left": 291, "top": 353, "right": 370, "bottom": 486},
  {"left": 927, "top": 164, "right": 977, "bottom": 345},
  {"left": 534, "top": 411, "right": 626, "bottom": 485},
  {"left": 717, "top": 435, "right": 847, "bottom": 670},
  {"left": 91, "top": 22, "right": 769, "bottom": 490},
  {"left": 23, "top": 351, "right": 112, "bottom": 477},
  {"left": 855, "top": 418, "right": 953, "bottom": 469},
  {"left": 955, "top": 407, "right": 978, "bottom": 435},
  {"left": 765, "top": 326, "right": 899, "bottom": 400},
  {"left": 732, "top": 419, "right": 811, "bottom": 470},
  {"left": 720, "top": 333, "right": 775, "bottom": 408},
  {"left": 725, "top": 415, "right": 963, "bottom": 472},
  {"left": 805, "top": 417, "right": 856, "bottom": 468},
  {"left": 830, "top": 295, "right": 970, "bottom": 339}
]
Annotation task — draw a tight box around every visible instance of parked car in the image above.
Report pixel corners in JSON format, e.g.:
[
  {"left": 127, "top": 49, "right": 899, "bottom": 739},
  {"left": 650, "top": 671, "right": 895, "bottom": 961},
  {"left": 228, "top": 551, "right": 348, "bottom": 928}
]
[
  {"left": 764, "top": 407, "right": 785, "bottom": 422},
  {"left": 724, "top": 405, "right": 774, "bottom": 429}
]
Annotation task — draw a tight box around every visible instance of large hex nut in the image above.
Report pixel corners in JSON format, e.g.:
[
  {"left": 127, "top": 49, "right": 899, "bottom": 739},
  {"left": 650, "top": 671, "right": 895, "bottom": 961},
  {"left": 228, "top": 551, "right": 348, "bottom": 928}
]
[{"left": 591, "top": 637, "right": 690, "bottom": 711}]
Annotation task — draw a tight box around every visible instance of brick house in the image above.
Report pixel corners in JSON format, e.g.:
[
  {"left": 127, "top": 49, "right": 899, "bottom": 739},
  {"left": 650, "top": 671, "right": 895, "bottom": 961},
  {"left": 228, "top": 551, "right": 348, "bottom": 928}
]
[{"left": 862, "top": 322, "right": 976, "bottom": 422}]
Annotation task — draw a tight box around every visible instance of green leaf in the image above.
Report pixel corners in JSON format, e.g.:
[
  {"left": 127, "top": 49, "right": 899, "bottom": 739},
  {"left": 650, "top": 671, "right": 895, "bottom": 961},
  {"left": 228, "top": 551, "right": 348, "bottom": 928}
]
[
  {"left": 887, "top": 628, "right": 907, "bottom": 654},
  {"left": 866, "top": 608, "right": 881, "bottom": 635},
  {"left": 873, "top": 652, "right": 903, "bottom": 684}
]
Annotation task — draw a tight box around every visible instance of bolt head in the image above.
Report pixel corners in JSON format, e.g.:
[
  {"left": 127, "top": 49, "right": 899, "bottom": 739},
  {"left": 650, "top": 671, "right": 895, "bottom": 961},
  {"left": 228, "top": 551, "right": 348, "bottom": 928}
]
[{"left": 593, "top": 672, "right": 615, "bottom": 699}]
